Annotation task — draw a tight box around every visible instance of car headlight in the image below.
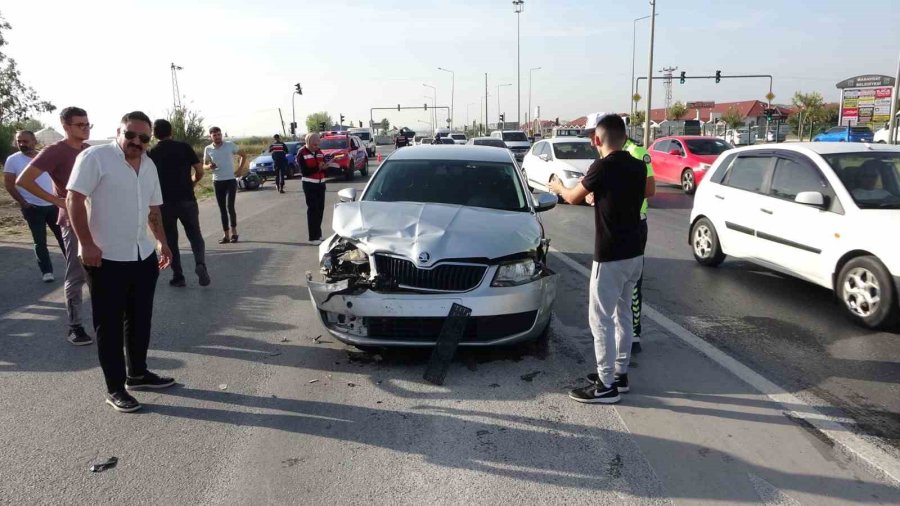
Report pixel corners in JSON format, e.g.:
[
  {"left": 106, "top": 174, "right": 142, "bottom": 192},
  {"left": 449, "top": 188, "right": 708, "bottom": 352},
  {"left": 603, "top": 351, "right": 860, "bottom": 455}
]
[
  {"left": 697, "top": 163, "right": 712, "bottom": 171},
  {"left": 492, "top": 259, "right": 539, "bottom": 287},
  {"left": 334, "top": 153, "right": 347, "bottom": 159},
  {"left": 562, "top": 170, "right": 583, "bottom": 179}
]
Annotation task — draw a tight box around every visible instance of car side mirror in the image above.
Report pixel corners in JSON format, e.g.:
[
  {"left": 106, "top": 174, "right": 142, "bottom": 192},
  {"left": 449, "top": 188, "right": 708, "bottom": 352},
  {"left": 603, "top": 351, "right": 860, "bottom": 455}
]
[
  {"left": 539, "top": 153, "right": 550, "bottom": 161},
  {"left": 337, "top": 188, "right": 358, "bottom": 202},
  {"left": 534, "top": 191, "right": 558, "bottom": 212},
  {"left": 795, "top": 191, "right": 825, "bottom": 208}
]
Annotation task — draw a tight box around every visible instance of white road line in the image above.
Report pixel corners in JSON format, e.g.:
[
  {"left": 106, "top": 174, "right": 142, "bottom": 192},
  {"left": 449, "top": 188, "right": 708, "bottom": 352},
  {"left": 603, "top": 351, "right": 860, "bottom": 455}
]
[{"left": 548, "top": 246, "right": 900, "bottom": 487}]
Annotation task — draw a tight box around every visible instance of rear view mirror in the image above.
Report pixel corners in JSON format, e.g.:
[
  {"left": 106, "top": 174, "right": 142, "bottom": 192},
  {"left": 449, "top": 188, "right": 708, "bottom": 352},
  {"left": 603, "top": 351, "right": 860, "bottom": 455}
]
[
  {"left": 337, "top": 188, "right": 357, "bottom": 202},
  {"left": 539, "top": 153, "right": 550, "bottom": 161},
  {"left": 534, "top": 191, "right": 558, "bottom": 212},
  {"left": 795, "top": 191, "right": 825, "bottom": 208}
]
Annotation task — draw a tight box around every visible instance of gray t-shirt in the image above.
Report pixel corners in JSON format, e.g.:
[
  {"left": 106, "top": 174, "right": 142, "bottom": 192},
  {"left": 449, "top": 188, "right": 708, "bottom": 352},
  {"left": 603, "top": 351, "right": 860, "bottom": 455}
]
[{"left": 204, "top": 141, "right": 239, "bottom": 181}]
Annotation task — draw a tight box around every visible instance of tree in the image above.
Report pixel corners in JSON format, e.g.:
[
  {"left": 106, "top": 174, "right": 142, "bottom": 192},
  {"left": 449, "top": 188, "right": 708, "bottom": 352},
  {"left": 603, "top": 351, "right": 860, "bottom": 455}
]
[
  {"left": 379, "top": 118, "right": 390, "bottom": 133},
  {"left": 631, "top": 110, "right": 646, "bottom": 126},
  {"left": 306, "top": 112, "right": 333, "bottom": 133},
  {"left": 0, "top": 12, "right": 55, "bottom": 125},
  {"left": 668, "top": 101, "right": 688, "bottom": 121},
  {"left": 721, "top": 107, "right": 745, "bottom": 129},
  {"left": 167, "top": 106, "right": 207, "bottom": 147},
  {"left": 790, "top": 91, "right": 825, "bottom": 141}
]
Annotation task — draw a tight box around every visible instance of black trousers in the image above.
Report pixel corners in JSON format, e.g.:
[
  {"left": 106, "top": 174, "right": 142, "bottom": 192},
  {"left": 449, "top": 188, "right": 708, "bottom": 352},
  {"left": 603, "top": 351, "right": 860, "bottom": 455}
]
[
  {"left": 274, "top": 158, "right": 288, "bottom": 188},
  {"left": 161, "top": 200, "right": 206, "bottom": 279},
  {"left": 632, "top": 219, "right": 649, "bottom": 337},
  {"left": 21, "top": 205, "right": 63, "bottom": 274},
  {"left": 214, "top": 179, "right": 237, "bottom": 231},
  {"left": 303, "top": 181, "right": 326, "bottom": 241},
  {"left": 85, "top": 253, "right": 159, "bottom": 393}
]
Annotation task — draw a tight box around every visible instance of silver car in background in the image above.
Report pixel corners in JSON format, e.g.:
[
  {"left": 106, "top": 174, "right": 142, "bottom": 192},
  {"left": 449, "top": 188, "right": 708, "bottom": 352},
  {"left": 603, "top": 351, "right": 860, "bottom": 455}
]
[{"left": 307, "top": 145, "right": 559, "bottom": 347}]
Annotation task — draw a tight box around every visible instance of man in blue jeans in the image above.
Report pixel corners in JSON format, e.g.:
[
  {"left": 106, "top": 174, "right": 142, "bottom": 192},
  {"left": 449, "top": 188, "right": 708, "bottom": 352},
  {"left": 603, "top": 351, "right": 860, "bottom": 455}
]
[{"left": 3, "top": 130, "right": 64, "bottom": 282}]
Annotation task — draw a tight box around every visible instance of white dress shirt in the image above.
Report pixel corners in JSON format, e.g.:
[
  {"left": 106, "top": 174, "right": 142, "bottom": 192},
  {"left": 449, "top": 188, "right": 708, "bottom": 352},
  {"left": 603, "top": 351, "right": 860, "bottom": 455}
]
[{"left": 67, "top": 143, "right": 163, "bottom": 262}]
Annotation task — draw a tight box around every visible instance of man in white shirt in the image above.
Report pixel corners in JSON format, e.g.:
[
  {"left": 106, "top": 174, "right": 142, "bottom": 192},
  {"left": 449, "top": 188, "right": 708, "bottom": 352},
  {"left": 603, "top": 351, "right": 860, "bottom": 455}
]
[
  {"left": 3, "top": 130, "right": 64, "bottom": 282},
  {"left": 67, "top": 111, "right": 174, "bottom": 413}
]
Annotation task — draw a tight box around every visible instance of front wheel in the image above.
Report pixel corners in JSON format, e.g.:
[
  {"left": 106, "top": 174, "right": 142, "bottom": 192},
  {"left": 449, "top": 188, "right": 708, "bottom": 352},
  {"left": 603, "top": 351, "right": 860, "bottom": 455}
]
[
  {"left": 838, "top": 256, "right": 898, "bottom": 329},
  {"left": 691, "top": 217, "right": 725, "bottom": 267},
  {"left": 681, "top": 169, "right": 696, "bottom": 194},
  {"left": 360, "top": 157, "right": 368, "bottom": 177}
]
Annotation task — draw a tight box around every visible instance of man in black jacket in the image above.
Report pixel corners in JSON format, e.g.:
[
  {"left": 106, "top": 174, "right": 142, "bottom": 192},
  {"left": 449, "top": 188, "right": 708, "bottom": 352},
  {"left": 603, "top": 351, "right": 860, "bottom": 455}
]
[{"left": 269, "top": 134, "right": 289, "bottom": 193}]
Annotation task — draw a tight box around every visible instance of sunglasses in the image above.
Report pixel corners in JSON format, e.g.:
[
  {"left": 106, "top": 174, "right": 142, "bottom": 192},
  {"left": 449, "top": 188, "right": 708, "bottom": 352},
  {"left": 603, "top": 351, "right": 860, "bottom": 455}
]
[{"left": 124, "top": 131, "right": 151, "bottom": 144}]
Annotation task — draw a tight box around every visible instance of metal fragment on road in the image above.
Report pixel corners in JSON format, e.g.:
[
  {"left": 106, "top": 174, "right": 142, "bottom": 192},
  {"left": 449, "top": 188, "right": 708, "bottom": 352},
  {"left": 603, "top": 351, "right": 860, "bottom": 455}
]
[
  {"left": 308, "top": 379, "right": 319, "bottom": 384},
  {"left": 218, "top": 384, "right": 227, "bottom": 390},
  {"left": 90, "top": 457, "right": 118, "bottom": 473}
]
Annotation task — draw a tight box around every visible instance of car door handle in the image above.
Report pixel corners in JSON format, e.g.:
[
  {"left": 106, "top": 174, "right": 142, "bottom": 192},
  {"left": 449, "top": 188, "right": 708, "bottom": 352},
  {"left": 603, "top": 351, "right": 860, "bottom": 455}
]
[
  {"left": 760, "top": 208, "right": 773, "bottom": 215},
  {"left": 714, "top": 194, "right": 725, "bottom": 200}
]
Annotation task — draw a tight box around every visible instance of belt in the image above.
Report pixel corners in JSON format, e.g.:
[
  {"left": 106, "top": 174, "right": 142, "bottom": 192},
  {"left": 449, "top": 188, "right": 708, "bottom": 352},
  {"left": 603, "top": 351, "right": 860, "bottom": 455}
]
[{"left": 301, "top": 177, "right": 325, "bottom": 184}]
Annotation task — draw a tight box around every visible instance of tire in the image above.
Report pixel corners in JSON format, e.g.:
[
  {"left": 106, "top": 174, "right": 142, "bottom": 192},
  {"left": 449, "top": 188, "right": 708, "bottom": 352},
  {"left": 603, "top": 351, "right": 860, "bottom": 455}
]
[
  {"left": 681, "top": 168, "right": 696, "bottom": 194},
  {"left": 837, "top": 256, "right": 898, "bottom": 329},
  {"left": 690, "top": 217, "right": 725, "bottom": 267},
  {"left": 344, "top": 167, "right": 354, "bottom": 181},
  {"left": 360, "top": 157, "right": 368, "bottom": 177}
]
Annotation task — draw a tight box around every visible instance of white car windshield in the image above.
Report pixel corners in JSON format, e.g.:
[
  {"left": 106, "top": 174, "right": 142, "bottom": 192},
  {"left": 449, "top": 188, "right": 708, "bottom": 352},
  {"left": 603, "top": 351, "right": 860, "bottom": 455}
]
[
  {"left": 362, "top": 159, "right": 529, "bottom": 212},
  {"left": 822, "top": 152, "right": 900, "bottom": 209},
  {"left": 552, "top": 142, "right": 597, "bottom": 160},
  {"left": 502, "top": 132, "right": 528, "bottom": 142}
]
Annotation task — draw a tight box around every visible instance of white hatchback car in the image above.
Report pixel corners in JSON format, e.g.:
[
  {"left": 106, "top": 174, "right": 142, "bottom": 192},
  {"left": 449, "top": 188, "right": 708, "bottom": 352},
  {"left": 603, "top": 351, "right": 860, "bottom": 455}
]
[
  {"left": 690, "top": 143, "right": 900, "bottom": 329},
  {"left": 521, "top": 137, "right": 597, "bottom": 198}
]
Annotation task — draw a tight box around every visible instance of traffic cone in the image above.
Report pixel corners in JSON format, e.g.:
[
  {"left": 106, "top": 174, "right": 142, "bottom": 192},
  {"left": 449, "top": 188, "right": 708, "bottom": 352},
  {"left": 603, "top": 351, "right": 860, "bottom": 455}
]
[{"left": 376, "top": 152, "right": 382, "bottom": 162}]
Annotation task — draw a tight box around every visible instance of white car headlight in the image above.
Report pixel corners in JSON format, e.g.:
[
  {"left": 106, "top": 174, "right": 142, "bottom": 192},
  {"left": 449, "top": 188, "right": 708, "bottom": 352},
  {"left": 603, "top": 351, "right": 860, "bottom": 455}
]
[
  {"left": 562, "top": 170, "right": 583, "bottom": 180},
  {"left": 492, "top": 259, "right": 539, "bottom": 287}
]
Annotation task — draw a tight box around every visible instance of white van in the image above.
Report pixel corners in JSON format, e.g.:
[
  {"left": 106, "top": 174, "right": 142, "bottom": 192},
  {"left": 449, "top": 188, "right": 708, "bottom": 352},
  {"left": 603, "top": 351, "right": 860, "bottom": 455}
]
[
  {"left": 490, "top": 130, "right": 531, "bottom": 161},
  {"left": 347, "top": 128, "right": 376, "bottom": 156}
]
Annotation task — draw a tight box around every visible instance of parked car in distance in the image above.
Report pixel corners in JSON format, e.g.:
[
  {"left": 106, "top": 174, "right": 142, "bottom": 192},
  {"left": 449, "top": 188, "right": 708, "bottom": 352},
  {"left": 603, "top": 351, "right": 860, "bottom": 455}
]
[
  {"left": 813, "top": 126, "right": 874, "bottom": 143},
  {"left": 689, "top": 142, "right": 900, "bottom": 329},
  {"left": 249, "top": 141, "right": 303, "bottom": 180},
  {"left": 308, "top": 145, "right": 559, "bottom": 348},
  {"left": 721, "top": 127, "right": 755, "bottom": 146},
  {"left": 490, "top": 130, "right": 531, "bottom": 162},
  {"left": 649, "top": 136, "right": 733, "bottom": 194},
  {"left": 467, "top": 137, "right": 508, "bottom": 148},
  {"left": 433, "top": 137, "right": 456, "bottom": 145},
  {"left": 320, "top": 132, "right": 369, "bottom": 180},
  {"left": 416, "top": 137, "right": 434, "bottom": 145},
  {"left": 551, "top": 126, "right": 583, "bottom": 138},
  {"left": 348, "top": 128, "right": 376, "bottom": 156},
  {"left": 522, "top": 137, "right": 597, "bottom": 200},
  {"left": 874, "top": 123, "right": 899, "bottom": 144},
  {"left": 448, "top": 133, "right": 468, "bottom": 145}
]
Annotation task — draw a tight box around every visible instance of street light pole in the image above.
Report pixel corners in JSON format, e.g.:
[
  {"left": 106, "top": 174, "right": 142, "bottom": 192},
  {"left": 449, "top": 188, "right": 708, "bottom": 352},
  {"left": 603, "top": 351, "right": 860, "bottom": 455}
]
[
  {"left": 438, "top": 67, "right": 455, "bottom": 130},
  {"left": 498, "top": 83, "right": 512, "bottom": 128},
  {"left": 529, "top": 67, "right": 541, "bottom": 134},
  {"left": 513, "top": 0, "right": 524, "bottom": 127},
  {"left": 643, "top": 0, "right": 657, "bottom": 147},
  {"left": 631, "top": 14, "right": 655, "bottom": 125},
  {"left": 423, "top": 83, "right": 437, "bottom": 132}
]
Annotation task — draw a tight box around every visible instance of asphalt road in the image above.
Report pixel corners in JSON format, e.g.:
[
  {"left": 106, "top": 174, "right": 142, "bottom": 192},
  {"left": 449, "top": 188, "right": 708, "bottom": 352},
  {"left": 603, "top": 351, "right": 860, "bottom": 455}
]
[{"left": 1, "top": 145, "right": 898, "bottom": 504}]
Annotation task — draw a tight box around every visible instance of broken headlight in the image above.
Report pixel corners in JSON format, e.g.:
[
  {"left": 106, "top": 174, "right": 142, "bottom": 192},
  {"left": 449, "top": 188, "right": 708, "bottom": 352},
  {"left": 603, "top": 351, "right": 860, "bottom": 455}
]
[
  {"left": 491, "top": 259, "right": 540, "bottom": 287},
  {"left": 321, "top": 240, "right": 371, "bottom": 282}
]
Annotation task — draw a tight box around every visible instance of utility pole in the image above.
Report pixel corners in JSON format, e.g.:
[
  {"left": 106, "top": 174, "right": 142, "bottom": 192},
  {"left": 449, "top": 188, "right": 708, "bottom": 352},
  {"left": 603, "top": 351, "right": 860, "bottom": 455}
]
[
  {"left": 485, "top": 73, "right": 489, "bottom": 133},
  {"left": 661, "top": 65, "right": 677, "bottom": 118},
  {"left": 278, "top": 108, "right": 287, "bottom": 137},
  {"left": 170, "top": 63, "right": 183, "bottom": 110},
  {"left": 529, "top": 67, "right": 541, "bottom": 135},
  {"left": 643, "top": 0, "right": 657, "bottom": 147},
  {"left": 890, "top": 50, "right": 900, "bottom": 145},
  {"left": 513, "top": 0, "right": 524, "bottom": 126},
  {"left": 438, "top": 67, "right": 454, "bottom": 130}
]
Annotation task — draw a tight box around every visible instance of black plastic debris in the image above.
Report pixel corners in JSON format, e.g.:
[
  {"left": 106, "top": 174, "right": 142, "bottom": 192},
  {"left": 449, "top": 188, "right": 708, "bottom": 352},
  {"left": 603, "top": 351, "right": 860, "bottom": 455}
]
[
  {"left": 90, "top": 457, "right": 118, "bottom": 473},
  {"left": 520, "top": 371, "right": 542, "bottom": 382},
  {"left": 423, "top": 303, "right": 472, "bottom": 385}
]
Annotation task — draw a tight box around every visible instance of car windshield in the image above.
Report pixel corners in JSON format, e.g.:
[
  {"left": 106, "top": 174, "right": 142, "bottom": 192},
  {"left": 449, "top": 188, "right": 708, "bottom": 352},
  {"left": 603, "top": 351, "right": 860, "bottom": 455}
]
[
  {"left": 850, "top": 127, "right": 872, "bottom": 134},
  {"left": 552, "top": 142, "right": 596, "bottom": 160},
  {"left": 353, "top": 132, "right": 371, "bottom": 141},
  {"left": 450, "top": 134, "right": 466, "bottom": 140},
  {"left": 685, "top": 139, "right": 732, "bottom": 156},
  {"left": 320, "top": 138, "right": 348, "bottom": 150},
  {"left": 474, "top": 139, "right": 506, "bottom": 148},
  {"left": 822, "top": 152, "right": 900, "bottom": 209},
  {"left": 502, "top": 132, "right": 528, "bottom": 142},
  {"left": 362, "top": 159, "right": 529, "bottom": 212}
]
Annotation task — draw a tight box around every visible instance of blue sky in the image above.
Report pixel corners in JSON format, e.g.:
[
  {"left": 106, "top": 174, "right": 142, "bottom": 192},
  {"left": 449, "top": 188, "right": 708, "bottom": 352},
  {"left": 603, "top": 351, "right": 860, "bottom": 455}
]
[{"left": 3, "top": 0, "right": 898, "bottom": 137}]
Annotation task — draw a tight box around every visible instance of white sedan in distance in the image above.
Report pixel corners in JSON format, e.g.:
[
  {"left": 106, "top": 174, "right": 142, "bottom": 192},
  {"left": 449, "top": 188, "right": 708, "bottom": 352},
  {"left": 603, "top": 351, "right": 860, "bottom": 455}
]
[{"left": 521, "top": 137, "right": 597, "bottom": 200}]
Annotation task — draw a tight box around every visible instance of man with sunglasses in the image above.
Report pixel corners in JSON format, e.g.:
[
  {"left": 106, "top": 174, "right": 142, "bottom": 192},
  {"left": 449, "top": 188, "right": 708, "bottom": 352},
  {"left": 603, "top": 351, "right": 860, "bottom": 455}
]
[
  {"left": 66, "top": 111, "right": 174, "bottom": 413},
  {"left": 16, "top": 107, "right": 94, "bottom": 346}
]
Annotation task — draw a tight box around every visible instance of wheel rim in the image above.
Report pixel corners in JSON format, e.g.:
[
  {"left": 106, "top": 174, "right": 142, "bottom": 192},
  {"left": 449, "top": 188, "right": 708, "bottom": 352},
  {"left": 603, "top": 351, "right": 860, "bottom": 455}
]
[
  {"left": 842, "top": 267, "right": 881, "bottom": 318},
  {"left": 693, "top": 224, "right": 713, "bottom": 258},
  {"left": 682, "top": 170, "right": 695, "bottom": 192}
]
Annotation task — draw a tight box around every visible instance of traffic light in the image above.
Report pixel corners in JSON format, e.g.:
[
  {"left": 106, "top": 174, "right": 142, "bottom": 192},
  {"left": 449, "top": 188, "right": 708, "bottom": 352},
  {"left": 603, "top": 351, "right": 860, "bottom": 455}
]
[
  {"left": 499, "top": 113, "right": 505, "bottom": 122},
  {"left": 680, "top": 71, "right": 686, "bottom": 84},
  {"left": 764, "top": 108, "right": 776, "bottom": 121},
  {"left": 294, "top": 83, "right": 302, "bottom": 94},
  {"left": 339, "top": 114, "right": 345, "bottom": 125},
  {"left": 359, "top": 121, "right": 363, "bottom": 128},
  {"left": 715, "top": 70, "right": 721, "bottom": 83},
  {"left": 290, "top": 122, "right": 297, "bottom": 135},
  {"left": 555, "top": 117, "right": 559, "bottom": 126},
  {"left": 424, "top": 103, "right": 428, "bottom": 110}
]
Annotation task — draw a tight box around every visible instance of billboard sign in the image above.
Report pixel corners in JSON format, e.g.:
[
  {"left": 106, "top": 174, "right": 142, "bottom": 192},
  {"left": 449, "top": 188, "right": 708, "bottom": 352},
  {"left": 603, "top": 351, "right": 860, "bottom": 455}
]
[{"left": 836, "top": 75, "right": 896, "bottom": 127}]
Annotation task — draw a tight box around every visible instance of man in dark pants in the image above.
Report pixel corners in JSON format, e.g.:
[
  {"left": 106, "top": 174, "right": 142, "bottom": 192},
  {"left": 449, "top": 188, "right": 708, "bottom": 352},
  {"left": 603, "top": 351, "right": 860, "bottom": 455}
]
[
  {"left": 67, "top": 111, "right": 174, "bottom": 413},
  {"left": 269, "top": 134, "right": 289, "bottom": 193},
  {"left": 298, "top": 132, "right": 327, "bottom": 245},
  {"left": 148, "top": 119, "right": 210, "bottom": 288},
  {"left": 4, "top": 130, "right": 64, "bottom": 282}
]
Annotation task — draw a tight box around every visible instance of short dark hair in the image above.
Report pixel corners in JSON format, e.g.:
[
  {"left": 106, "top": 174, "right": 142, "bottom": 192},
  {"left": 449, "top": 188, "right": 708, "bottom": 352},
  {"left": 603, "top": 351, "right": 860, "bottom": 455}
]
[
  {"left": 120, "top": 111, "right": 152, "bottom": 128},
  {"left": 60, "top": 107, "right": 87, "bottom": 123},
  {"left": 595, "top": 114, "right": 626, "bottom": 147},
  {"left": 273, "top": 134, "right": 281, "bottom": 140},
  {"left": 15, "top": 130, "right": 36, "bottom": 139},
  {"left": 209, "top": 126, "right": 222, "bottom": 134},
  {"left": 153, "top": 119, "right": 173, "bottom": 139}
]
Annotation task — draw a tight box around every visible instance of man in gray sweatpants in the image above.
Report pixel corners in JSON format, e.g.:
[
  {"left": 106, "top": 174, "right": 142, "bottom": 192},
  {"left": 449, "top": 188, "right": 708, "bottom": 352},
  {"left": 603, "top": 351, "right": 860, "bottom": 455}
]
[{"left": 550, "top": 114, "right": 646, "bottom": 404}]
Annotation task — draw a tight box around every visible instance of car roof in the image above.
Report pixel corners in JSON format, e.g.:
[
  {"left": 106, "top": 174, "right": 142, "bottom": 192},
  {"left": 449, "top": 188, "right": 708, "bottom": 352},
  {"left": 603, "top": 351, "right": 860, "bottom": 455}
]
[
  {"left": 541, "top": 137, "right": 590, "bottom": 144},
  {"left": 471, "top": 137, "right": 502, "bottom": 141},
  {"left": 388, "top": 145, "right": 517, "bottom": 162},
  {"left": 724, "top": 142, "right": 900, "bottom": 156},
  {"left": 655, "top": 135, "right": 722, "bottom": 142}
]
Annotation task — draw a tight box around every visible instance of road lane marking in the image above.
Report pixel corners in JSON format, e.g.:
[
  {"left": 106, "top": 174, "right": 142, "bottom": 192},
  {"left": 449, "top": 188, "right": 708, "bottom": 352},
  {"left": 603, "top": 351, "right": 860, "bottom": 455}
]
[{"left": 548, "top": 246, "right": 900, "bottom": 487}]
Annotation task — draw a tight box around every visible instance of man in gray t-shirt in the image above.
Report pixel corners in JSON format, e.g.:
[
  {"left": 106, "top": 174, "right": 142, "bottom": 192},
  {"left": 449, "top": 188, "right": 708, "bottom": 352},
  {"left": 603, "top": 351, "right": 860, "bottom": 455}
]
[{"left": 203, "top": 127, "right": 246, "bottom": 243}]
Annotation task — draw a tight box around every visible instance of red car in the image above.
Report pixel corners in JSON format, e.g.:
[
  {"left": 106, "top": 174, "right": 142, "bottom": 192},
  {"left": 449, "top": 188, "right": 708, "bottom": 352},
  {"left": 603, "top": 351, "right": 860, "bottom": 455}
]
[
  {"left": 648, "top": 136, "right": 733, "bottom": 194},
  {"left": 320, "top": 132, "right": 369, "bottom": 181}
]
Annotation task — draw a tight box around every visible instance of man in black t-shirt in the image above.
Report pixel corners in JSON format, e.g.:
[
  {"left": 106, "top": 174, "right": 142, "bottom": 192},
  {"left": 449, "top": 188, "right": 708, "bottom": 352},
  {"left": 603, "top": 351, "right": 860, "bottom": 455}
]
[
  {"left": 148, "top": 119, "right": 210, "bottom": 287},
  {"left": 269, "top": 134, "right": 288, "bottom": 193},
  {"left": 549, "top": 114, "right": 646, "bottom": 405}
]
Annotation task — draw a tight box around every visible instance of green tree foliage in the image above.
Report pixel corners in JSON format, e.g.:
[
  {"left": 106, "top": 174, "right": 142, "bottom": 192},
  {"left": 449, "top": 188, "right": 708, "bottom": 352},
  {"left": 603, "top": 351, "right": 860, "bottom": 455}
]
[
  {"left": 721, "top": 107, "right": 745, "bottom": 129},
  {"left": 631, "top": 110, "right": 646, "bottom": 126},
  {"left": 306, "top": 112, "right": 333, "bottom": 133},
  {"left": 379, "top": 118, "right": 390, "bottom": 133},
  {"left": 789, "top": 91, "right": 826, "bottom": 141},
  {"left": 668, "top": 101, "right": 688, "bottom": 121},
  {"left": 168, "top": 106, "right": 207, "bottom": 147}
]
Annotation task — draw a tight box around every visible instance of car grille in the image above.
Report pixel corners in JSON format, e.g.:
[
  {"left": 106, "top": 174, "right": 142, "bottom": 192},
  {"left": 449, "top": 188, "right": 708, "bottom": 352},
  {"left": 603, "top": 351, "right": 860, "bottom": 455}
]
[
  {"left": 365, "top": 311, "right": 538, "bottom": 342},
  {"left": 374, "top": 255, "right": 487, "bottom": 292},
  {"left": 510, "top": 147, "right": 528, "bottom": 153}
]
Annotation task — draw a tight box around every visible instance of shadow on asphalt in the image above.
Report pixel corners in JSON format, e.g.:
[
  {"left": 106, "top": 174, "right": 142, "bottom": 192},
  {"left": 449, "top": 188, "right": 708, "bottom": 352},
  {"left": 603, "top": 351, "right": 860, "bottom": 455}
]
[{"left": 647, "top": 187, "right": 694, "bottom": 210}]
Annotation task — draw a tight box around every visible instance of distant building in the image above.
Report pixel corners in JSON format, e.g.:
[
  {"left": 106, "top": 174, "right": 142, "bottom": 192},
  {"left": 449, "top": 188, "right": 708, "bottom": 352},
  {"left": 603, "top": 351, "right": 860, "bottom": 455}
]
[{"left": 648, "top": 100, "right": 792, "bottom": 127}]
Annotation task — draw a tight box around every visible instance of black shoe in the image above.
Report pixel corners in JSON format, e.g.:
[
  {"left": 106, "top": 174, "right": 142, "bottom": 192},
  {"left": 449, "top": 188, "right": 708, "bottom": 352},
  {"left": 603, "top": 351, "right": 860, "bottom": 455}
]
[
  {"left": 105, "top": 390, "right": 142, "bottom": 413},
  {"left": 231, "top": 234, "right": 239, "bottom": 243},
  {"left": 125, "top": 371, "right": 175, "bottom": 390},
  {"left": 569, "top": 382, "right": 620, "bottom": 404},
  {"left": 218, "top": 236, "right": 230, "bottom": 244},
  {"left": 195, "top": 264, "right": 211, "bottom": 287},
  {"left": 169, "top": 276, "right": 186, "bottom": 287},
  {"left": 67, "top": 326, "right": 93, "bottom": 346},
  {"left": 586, "top": 373, "right": 630, "bottom": 393}
]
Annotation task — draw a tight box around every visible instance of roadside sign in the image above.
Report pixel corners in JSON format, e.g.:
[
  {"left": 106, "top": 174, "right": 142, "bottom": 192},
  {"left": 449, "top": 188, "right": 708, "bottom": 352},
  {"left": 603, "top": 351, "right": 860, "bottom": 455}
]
[
  {"left": 632, "top": 93, "right": 641, "bottom": 103},
  {"left": 765, "top": 92, "right": 776, "bottom": 102},
  {"left": 836, "top": 74, "right": 896, "bottom": 127}
]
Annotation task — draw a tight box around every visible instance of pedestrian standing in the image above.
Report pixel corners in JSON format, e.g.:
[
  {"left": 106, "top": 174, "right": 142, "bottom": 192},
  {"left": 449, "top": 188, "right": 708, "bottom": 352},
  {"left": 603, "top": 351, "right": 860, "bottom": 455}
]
[
  {"left": 204, "top": 126, "right": 246, "bottom": 243},
  {"left": 623, "top": 137, "right": 655, "bottom": 353},
  {"left": 66, "top": 111, "right": 175, "bottom": 413},
  {"left": 269, "top": 134, "right": 289, "bottom": 193},
  {"left": 16, "top": 107, "right": 93, "bottom": 346},
  {"left": 298, "top": 132, "right": 327, "bottom": 245},
  {"left": 3, "top": 130, "right": 65, "bottom": 282},
  {"left": 148, "top": 119, "right": 210, "bottom": 288},
  {"left": 550, "top": 114, "right": 646, "bottom": 404}
]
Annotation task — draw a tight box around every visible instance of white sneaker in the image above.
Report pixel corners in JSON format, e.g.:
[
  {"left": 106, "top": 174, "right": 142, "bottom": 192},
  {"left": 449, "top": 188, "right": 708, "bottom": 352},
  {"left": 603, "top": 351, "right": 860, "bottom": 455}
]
[
  {"left": 42, "top": 273, "right": 55, "bottom": 282},
  {"left": 309, "top": 239, "right": 323, "bottom": 246}
]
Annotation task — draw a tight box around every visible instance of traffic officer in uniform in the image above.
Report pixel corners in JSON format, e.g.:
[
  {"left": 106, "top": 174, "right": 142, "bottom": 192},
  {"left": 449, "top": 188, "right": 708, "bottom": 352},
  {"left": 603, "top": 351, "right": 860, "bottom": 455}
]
[
  {"left": 298, "top": 132, "right": 327, "bottom": 245},
  {"left": 269, "top": 134, "right": 289, "bottom": 193}
]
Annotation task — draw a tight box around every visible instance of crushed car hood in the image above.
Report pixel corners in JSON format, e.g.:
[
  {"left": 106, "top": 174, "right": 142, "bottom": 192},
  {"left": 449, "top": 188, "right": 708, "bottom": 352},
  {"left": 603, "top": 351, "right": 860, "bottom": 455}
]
[{"left": 329, "top": 201, "right": 542, "bottom": 262}]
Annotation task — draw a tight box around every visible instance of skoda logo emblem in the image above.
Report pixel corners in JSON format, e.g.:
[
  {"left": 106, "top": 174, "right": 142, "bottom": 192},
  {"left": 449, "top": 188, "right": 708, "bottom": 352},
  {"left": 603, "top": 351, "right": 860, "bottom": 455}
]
[{"left": 418, "top": 252, "right": 431, "bottom": 263}]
